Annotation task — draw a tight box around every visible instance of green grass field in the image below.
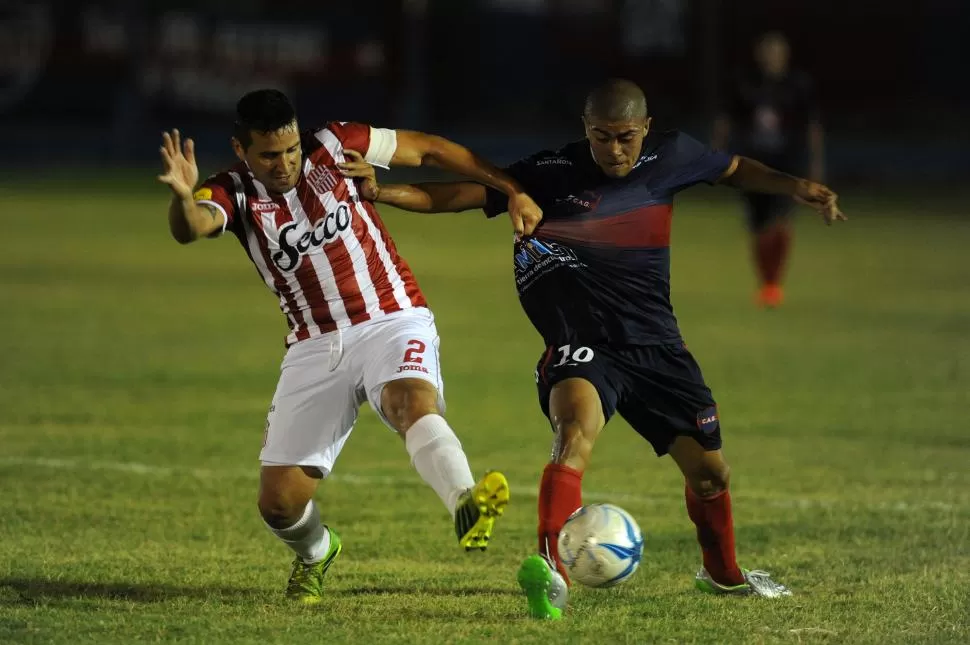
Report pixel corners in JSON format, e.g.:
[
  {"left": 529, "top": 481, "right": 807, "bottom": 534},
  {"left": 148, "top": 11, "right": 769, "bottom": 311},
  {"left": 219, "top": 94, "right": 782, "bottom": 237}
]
[{"left": 1, "top": 179, "right": 968, "bottom": 644}]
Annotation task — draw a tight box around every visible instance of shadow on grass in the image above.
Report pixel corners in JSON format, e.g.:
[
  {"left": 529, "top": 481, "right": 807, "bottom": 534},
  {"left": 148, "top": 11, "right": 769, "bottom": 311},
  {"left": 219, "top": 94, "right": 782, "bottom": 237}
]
[
  {"left": 0, "top": 577, "right": 263, "bottom": 605},
  {"left": 340, "top": 586, "right": 520, "bottom": 597},
  {"left": 1, "top": 578, "right": 522, "bottom": 606}
]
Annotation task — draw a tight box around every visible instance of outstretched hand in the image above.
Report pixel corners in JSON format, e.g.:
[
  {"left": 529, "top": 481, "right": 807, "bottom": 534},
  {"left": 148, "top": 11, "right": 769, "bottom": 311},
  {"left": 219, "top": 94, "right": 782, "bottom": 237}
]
[
  {"left": 794, "top": 179, "right": 846, "bottom": 225},
  {"left": 338, "top": 150, "right": 381, "bottom": 200},
  {"left": 157, "top": 129, "right": 199, "bottom": 201}
]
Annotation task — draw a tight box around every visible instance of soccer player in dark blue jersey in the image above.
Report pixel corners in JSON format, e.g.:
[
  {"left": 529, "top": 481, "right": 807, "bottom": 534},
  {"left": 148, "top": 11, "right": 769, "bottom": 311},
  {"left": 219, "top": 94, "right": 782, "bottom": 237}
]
[{"left": 339, "top": 79, "right": 844, "bottom": 619}]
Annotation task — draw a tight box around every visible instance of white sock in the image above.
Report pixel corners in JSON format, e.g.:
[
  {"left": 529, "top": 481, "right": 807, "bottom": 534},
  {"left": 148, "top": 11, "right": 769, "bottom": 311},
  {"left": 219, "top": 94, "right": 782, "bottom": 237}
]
[
  {"left": 266, "top": 500, "right": 332, "bottom": 564},
  {"left": 405, "top": 414, "right": 476, "bottom": 516}
]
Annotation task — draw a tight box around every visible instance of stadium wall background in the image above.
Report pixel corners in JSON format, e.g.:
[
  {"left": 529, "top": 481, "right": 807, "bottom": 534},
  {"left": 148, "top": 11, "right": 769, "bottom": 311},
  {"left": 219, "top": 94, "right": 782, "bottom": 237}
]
[{"left": 0, "top": 0, "right": 965, "bottom": 186}]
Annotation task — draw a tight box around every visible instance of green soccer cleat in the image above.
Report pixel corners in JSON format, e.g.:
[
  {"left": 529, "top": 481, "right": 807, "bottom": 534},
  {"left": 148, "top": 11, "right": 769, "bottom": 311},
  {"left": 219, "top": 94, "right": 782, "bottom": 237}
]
[
  {"left": 455, "top": 471, "right": 510, "bottom": 551},
  {"left": 285, "top": 527, "right": 342, "bottom": 605},
  {"left": 695, "top": 567, "right": 791, "bottom": 598},
  {"left": 517, "top": 554, "right": 567, "bottom": 620}
]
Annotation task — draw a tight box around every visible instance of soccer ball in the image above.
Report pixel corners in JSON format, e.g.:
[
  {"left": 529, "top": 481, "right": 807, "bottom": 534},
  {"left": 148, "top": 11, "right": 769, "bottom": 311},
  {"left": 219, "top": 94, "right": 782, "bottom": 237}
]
[{"left": 557, "top": 503, "right": 643, "bottom": 588}]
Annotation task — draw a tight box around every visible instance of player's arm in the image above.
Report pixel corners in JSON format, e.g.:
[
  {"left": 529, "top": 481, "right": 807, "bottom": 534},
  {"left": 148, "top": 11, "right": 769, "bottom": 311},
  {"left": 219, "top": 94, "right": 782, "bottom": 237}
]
[
  {"left": 719, "top": 156, "right": 846, "bottom": 225},
  {"left": 157, "top": 129, "right": 225, "bottom": 244},
  {"left": 337, "top": 149, "right": 497, "bottom": 215},
  {"left": 167, "top": 198, "right": 224, "bottom": 244},
  {"left": 351, "top": 127, "right": 540, "bottom": 235},
  {"left": 378, "top": 181, "right": 488, "bottom": 213},
  {"left": 388, "top": 130, "right": 518, "bottom": 193}
]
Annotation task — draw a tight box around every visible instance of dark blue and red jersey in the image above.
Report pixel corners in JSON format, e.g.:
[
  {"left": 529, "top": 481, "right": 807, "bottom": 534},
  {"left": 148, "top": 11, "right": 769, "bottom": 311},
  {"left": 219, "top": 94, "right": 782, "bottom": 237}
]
[{"left": 483, "top": 130, "right": 733, "bottom": 347}]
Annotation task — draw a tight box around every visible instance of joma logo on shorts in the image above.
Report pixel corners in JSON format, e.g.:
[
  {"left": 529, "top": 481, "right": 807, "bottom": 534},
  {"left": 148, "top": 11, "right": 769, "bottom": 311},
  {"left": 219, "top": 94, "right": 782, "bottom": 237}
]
[{"left": 397, "top": 364, "right": 429, "bottom": 374}]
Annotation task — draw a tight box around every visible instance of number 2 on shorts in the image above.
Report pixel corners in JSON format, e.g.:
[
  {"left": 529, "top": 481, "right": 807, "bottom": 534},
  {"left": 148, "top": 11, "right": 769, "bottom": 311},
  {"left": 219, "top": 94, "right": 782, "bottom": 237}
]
[{"left": 403, "top": 339, "right": 426, "bottom": 364}]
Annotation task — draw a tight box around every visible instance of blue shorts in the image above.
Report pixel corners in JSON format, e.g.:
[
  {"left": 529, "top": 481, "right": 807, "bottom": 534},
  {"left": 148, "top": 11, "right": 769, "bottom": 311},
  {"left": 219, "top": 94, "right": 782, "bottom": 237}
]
[{"left": 535, "top": 343, "right": 721, "bottom": 456}]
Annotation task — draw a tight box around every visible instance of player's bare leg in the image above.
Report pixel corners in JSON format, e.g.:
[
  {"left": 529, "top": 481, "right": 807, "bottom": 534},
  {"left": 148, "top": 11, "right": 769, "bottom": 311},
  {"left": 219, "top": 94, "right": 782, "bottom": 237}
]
[
  {"left": 668, "top": 436, "right": 790, "bottom": 597},
  {"left": 541, "top": 377, "right": 606, "bottom": 578},
  {"left": 381, "top": 378, "right": 509, "bottom": 551},
  {"left": 519, "top": 377, "right": 605, "bottom": 620},
  {"left": 259, "top": 465, "right": 342, "bottom": 605}
]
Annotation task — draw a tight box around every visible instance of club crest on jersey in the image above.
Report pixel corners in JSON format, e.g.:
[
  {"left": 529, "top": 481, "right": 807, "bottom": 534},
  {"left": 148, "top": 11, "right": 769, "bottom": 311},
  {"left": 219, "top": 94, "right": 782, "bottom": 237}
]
[
  {"left": 696, "top": 406, "right": 720, "bottom": 434},
  {"left": 307, "top": 165, "right": 339, "bottom": 195},
  {"left": 270, "top": 202, "right": 352, "bottom": 272}
]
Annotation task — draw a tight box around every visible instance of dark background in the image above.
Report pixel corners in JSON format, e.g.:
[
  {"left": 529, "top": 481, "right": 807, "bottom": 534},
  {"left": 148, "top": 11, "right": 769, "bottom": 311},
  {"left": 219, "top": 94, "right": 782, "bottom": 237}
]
[{"left": 1, "top": 0, "right": 967, "bottom": 184}]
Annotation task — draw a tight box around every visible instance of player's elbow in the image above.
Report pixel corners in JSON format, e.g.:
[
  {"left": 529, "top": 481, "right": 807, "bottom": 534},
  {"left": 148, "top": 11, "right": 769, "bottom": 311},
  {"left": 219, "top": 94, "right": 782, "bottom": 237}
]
[
  {"left": 170, "top": 225, "right": 198, "bottom": 245},
  {"left": 393, "top": 131, "right": 446, "bottom": 168},
  {"left": 416, "top": 134, "right": 452, "bottom": 169},
  {"left": 719, "top": 156, "right": 749, "bottom": 187}
]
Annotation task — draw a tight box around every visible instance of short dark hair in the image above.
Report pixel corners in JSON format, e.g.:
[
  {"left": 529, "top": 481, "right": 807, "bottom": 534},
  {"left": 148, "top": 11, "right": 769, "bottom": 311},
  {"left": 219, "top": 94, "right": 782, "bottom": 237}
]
[
  {"left": 583, "top": 79, "right": 648, "bottom": 122},
  {"left": 233, "top": 89, "right": 297, "bottom": 149}
]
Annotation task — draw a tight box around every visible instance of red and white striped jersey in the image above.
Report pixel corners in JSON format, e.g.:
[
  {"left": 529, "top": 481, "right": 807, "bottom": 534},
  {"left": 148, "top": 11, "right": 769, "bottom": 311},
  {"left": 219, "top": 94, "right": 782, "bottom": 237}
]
[{"left": 194, "top": 121, "right": 426, "bottom": 346}]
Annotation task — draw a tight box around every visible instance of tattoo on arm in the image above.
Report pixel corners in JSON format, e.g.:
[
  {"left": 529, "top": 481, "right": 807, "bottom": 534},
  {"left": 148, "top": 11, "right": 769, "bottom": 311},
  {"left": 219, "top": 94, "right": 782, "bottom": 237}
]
[{"left": 199, "top": 204, "right": 221, "bottom": 220}]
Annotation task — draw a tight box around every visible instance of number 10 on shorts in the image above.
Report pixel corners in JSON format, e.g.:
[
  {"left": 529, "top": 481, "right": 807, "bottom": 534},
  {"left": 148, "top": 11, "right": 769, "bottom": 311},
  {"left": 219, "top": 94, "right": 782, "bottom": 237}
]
[{"left": 553, "top": 344, "right": 594, "bottom": 367}]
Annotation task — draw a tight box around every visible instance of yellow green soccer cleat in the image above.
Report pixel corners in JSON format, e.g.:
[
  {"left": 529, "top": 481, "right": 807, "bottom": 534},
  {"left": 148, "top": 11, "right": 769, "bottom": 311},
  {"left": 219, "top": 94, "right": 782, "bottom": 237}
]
[
  {"left": 694, "top": 567, "right": 791, "bottom": 598},
  {"left": 455, "top": 471, "right": 510, "bottom": 551},
  {"left": 517, "top": 554, "right": 567, "bottom": 620},
  {"left": 285, "top": 527, "right": 342, "bottom": 605}
]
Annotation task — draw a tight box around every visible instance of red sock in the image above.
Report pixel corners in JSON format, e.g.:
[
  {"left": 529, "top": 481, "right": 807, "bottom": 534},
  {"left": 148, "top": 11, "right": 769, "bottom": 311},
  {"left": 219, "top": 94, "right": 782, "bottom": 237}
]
[
  {"left": 685, "top": 484, "right": 745, "bottom": 586},
  {"left": 754, "top": 231, "right": 773, "bottom": 286},
  {"left": 767, "top": 226, "right": 792, "bottom": 285},
  {"left": 538, "top": 463, "right": 583, "bottom": 583},
  {"left": 754, "top": 226, "right": 792, "bottom": 286}
]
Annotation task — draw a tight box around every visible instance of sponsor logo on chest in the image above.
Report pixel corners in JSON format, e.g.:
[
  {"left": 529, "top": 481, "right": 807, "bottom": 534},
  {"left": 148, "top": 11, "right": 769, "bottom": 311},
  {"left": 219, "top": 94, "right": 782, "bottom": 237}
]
[
  {"left": 268, "top": 201, "right": 354, "bottom": 272},
  {"left": 632, "top": 153, "right": 658, "bottom": 170},
  {"left": 554, "top": 190, "right": 603, "bottom": 211}
]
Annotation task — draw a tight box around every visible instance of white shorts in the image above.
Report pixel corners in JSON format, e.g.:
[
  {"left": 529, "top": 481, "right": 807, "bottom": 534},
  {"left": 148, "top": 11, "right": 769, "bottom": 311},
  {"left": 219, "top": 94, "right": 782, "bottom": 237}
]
[{"left": 259, "top": 307, "right": 444, "bottom": 476}]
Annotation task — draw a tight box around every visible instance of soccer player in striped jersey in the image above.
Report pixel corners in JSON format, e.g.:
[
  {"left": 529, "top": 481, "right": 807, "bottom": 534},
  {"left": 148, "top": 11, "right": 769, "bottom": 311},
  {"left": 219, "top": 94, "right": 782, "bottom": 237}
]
[{"left": 156, "top": 89, "right": 542, "bottom": 605}]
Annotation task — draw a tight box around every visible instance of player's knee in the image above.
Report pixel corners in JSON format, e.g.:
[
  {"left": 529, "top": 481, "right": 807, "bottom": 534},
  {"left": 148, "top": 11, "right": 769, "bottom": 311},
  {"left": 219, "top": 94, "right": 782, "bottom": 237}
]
[
  {"left": 257, "top": 487, "right": 310, "bottom": 528},
  {"left": 688, "top": 462, "right": 731, "bottom": 498},
  {"left": 381, "top": 379, "right": 441, "bottom": 434}
]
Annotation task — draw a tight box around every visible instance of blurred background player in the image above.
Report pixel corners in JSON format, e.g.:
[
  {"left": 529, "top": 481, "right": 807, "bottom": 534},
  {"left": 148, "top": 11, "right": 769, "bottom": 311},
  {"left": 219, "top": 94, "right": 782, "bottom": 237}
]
[
  {"left": 712, "top": 32, "right": 825, "bottom": 308},
  {"left": 339, "top": 79, "right": 844, "bottom": 619},
  {"left": 156, "top": 89, "right": 543, "bottom": 605}
]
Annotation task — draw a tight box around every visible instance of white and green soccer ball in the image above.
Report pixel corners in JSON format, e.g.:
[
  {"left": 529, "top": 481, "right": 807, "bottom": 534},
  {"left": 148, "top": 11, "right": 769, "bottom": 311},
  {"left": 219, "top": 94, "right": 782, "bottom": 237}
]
[{"left": 558, "top": 503, "right": 644, "bottom": 588}]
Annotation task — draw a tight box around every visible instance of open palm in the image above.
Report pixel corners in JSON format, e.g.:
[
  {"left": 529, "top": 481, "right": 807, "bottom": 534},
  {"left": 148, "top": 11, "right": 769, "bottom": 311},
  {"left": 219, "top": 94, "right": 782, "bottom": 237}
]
[
  {"left": 158, "top": 129, "right": 199, "bottom": 200},
  {"left": 794, "top": 179, "right": 846, "bottom": 226}
]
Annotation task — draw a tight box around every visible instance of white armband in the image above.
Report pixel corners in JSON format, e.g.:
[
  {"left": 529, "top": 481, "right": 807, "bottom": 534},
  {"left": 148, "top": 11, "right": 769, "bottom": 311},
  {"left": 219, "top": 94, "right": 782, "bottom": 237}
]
[
  {"left": 195, "top": 200, "right": 229, "bottom": 236},
  {"left": 364, "top": 127, "right": 397, "bottom": 168}
]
